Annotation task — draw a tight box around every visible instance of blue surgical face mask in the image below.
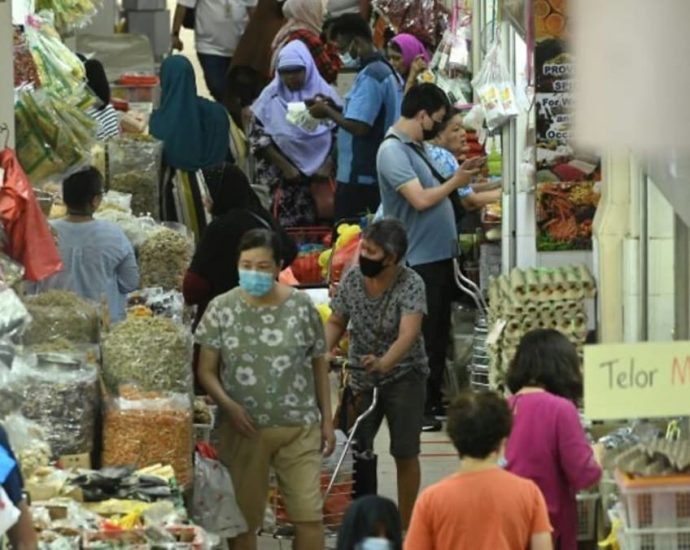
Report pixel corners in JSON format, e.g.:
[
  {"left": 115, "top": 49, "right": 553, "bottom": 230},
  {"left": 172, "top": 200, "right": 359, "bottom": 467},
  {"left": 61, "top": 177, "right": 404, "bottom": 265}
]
[
  {"left": 357, "top": 538, "right": 393, "bottom": 550},
  {"left": 498, "top": 456, "right": 508, "bottom": 469},
  {"left": 339, "top": 51, "right": 356, "bottom": 67},
  {"left": 238, "top": 269, "right": 274, "bottom": 297}
]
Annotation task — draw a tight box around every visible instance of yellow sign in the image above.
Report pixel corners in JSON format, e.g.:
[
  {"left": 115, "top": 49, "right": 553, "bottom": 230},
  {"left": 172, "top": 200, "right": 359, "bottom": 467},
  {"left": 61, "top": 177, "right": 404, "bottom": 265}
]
[{"left": 584, "top": 341, "right": 690, "bottom": 420}]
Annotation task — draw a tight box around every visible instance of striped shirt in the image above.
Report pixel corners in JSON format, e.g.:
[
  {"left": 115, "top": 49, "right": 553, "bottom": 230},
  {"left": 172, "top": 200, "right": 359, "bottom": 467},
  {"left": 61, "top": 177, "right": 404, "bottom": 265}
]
[{"left": 87, "top": 104, "right": 120, "bottom": 140}]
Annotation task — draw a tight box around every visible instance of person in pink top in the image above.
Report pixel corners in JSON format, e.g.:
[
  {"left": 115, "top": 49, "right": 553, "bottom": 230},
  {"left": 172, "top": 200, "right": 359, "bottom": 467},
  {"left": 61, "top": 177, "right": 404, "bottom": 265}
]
[{"left": 505, "top": 329, "right": 603, "bottom": 550}]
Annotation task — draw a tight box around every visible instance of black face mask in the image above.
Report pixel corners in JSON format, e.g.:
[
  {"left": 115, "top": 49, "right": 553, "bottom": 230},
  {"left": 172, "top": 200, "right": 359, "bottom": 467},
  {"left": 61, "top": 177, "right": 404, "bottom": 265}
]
[
  {"left": 423, "top": 119, "right": 443, "bottom": 141},
  {"left": 359, "top": 255, "right": 387, "bottom": 278}
]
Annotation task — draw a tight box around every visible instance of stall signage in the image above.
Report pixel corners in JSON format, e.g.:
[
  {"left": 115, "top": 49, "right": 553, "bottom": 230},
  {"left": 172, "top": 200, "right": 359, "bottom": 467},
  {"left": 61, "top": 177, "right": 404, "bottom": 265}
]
[{"left": 584, "top": 341, "right": 690, "bottom": 420}]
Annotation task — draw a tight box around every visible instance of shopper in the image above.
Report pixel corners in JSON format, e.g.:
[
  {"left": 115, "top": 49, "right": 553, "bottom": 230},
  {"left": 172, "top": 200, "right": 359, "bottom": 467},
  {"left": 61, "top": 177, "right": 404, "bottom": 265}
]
[
  {"left": 405, "top": 390, "right": 553, "bottom": 550},
  {"left": 150, "top": 55, "right": 230, "bottom": 238},
  {"left": 376, "top": 83, "right": 483, "bottom": 430},
  {"left": 183, "top": 162, "right": 297, "bottom": 327},
  {"left": 170, "top": 0, "right": 256, "bottom": 101},
  {"left": 326, "top": 219, "right": 428, "bottom": 528},
  {"left": 386, "top": 33, "right": 430, "bottom": 93},
  {"left": 196, "top": 228, "right": 335, "bottom": 550},
  {"left": 82, "top": 58, "right": 120, "bottom": 140},
  {"left": 308, "top": 14, "right": 403, "bottom": 221},
  {"left": 250, "top": 40, "right": 341, "bottom": 227},
  {"left": 506, "top": 329, "right": 602, "bottom": 550},
  {"left": 427, "top": 108, "right": 502, "bottom": 210},
  {"left": 336, "top": 495, "right": 403, "bottom": 550},
  {"left": 48, "top": 167, "right": 139, "bottom": 323},
  {"left": 270, "top": 0, "right": 342, "bottom": 84},
  {"left": 0, "top": 425, "right": 38, "bottom": 549},
  {"left": 231, "top": 0, "right": 286, "bottom": 85}
]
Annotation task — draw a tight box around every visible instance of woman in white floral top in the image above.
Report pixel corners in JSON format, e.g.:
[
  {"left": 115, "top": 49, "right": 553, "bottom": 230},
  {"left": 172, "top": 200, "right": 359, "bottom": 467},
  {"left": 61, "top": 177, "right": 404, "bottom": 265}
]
[{"left": 196, "top": 228, "right": 335, "bottom": 550}]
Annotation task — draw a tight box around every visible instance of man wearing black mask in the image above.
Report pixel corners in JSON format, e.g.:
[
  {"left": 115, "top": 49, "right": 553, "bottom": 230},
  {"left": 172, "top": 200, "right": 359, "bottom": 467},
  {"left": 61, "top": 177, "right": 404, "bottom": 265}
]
[
  {"left": 326, "top": 219, "right": 428, "bottom": 529},
  {"left": 376, "top": 84, "right": 485, "bottom": 431}
]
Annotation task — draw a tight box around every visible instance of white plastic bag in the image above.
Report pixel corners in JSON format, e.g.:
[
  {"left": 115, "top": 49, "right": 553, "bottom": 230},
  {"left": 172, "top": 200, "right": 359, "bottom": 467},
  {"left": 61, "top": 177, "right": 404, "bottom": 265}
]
[
  {"left": 0, "top": 486, "right": 21, "bottom": 538},
  {"left": 472, "top": 42, "right": 520, "bottom": 131},
  {"left": 192, "top": 445, "right": 247, "bottom": 538}
]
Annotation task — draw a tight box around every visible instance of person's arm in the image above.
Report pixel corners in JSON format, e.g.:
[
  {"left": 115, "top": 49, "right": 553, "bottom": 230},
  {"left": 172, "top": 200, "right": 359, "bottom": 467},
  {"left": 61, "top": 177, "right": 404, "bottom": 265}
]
[
  {"left": 530, "top": 533, "right": 553, "bottom": 550},
  {"left": 171, "top": 4, "right": 188, "bottom": 50},
  {"left": 7, "top": 501, "right": 38, "bottom": 550},
  {"left": 362, "top": 312, "right": 423, "bottom": 374},
  {"left": 196, "top": 303, "right": 256, "bottom": 437},
  {"left": 308, "top": 102, "right": 371, "bottom": 137},
  {"left": 556, "top": 402, "right": 603, "bottom": 491},
  {"left": 325, "top": 312, "right": 348, "bottom": 352},
  {"left": 313, "top": 355, "right": 335, "bottom": 456},
  {"left": 260, "top": 143, "right": 301, "bottom": 181},
  {"left": 116, "top": 241, "right": 140, "bottom": 294},
  {"left": 461, "top": 188, "right": 501, "bottom": 211},
  {"left": 326, "top": 273, "right": 352, "bottom": 352}
]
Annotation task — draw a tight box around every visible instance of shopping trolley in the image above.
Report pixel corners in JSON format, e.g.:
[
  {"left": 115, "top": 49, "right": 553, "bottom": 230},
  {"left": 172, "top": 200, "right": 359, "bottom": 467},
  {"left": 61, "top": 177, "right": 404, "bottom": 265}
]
[
  {"left": 452, "top": 257, "right": 492, "bottom": 390},
  {"left": 261, "top": 366, "right": 380, "bottom": 548}
]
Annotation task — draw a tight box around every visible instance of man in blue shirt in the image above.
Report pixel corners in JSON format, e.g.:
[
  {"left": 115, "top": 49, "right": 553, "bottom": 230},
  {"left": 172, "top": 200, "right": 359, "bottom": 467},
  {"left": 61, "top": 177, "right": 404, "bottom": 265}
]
[
  {"left": 377, "top": 84, "right": 484, "bottom": 431},
  {"left": 308, "top": 14, "right": 403, "bottom": 221}
]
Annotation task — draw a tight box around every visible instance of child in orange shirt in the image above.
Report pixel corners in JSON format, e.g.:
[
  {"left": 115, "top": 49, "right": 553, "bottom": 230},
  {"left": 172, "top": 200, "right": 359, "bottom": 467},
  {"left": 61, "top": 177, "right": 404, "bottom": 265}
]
[{"left": 405, "top": 391, "right": 553, "bottom": 550}]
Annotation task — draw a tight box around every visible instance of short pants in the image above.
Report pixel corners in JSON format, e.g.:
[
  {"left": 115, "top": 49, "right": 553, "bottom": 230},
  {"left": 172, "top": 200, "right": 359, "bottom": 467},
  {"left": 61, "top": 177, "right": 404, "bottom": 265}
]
[
  {"left": 218, "top": 422, "right": 323, "bottom": 530},
  {"left": 352, "top": 369, "right": 427, "bottom": 459}
]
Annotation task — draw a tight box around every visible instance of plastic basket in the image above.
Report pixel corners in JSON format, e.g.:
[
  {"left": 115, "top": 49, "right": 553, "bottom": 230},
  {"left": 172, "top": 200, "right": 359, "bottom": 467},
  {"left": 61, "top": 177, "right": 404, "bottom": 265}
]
[
  {"left": 577, "top": 492, "right": 599, "bottom": 541},
  {"left": 616, "top": 471, "right": 690, "bottom": 549}
]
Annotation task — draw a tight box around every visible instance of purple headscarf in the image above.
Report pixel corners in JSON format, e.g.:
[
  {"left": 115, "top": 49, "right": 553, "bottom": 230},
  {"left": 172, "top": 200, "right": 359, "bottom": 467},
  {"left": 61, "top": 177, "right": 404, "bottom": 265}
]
[
  {"left": 251, "top": 40, "right": 342, "bottom": 177},
  {"left": 390, "top": 34, "right": 431, "bottom": 75}
]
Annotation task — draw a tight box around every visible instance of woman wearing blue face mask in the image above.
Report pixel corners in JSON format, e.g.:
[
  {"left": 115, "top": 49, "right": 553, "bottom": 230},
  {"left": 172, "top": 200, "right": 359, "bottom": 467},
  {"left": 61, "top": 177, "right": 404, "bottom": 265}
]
[
  {"left": 196, "top": 228, "right": 336, "bottom": 550},
  {"left": 336, "top": 495, "right": 402, "bottom": 550}
]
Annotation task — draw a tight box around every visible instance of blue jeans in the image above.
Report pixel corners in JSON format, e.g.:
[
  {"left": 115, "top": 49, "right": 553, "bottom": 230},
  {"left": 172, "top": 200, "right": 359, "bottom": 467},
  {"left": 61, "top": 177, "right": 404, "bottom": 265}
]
[{"left": 197, "top": 53, "right": 231, "bottom": 101}]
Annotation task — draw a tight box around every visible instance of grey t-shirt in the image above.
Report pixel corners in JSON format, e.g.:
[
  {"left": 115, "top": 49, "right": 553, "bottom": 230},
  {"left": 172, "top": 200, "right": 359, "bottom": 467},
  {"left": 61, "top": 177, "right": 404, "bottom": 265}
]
[
  {"left": 377, "top": 127, "right": 457, "bottom": 267},
  {"left": 330, "top": 266, "right": 428, "bottom": 390}
]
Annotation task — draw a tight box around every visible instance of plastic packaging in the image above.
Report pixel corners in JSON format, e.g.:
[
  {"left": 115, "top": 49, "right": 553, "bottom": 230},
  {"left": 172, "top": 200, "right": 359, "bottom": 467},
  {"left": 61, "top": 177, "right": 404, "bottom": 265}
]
[
  {"left": 102, "top": 388, "right": 193, "bottom": 488},
  {"left": 13, "top": 27, "right": 41, "bottom": 89},
  {"left": 22, "top": 290, "right": 101, "bottom": 345},
  {"left": 102, "top": 315, "right": 193, "bottom": 395},
  {"left": 11, "top": 352, "right": 99, "bottom": 458},
  {"left": 93, "top": 211, "right": 161, "bottom": 250},
  {"left": 33, "top": 0, "right": 101, "bottom": 35},
  {"left": 0, "top": 254, "right": 25, "bottom": 288},
  {"left": 0, "top": 286, "right": 31, "bottom": 341},
  {"left": 138, "top": 224, "right": 194, "bottom": 291},
  {"left": 127, "top": 288, "right": 186, "bottom": 325},
  {"left": 192, "top": 443, "right": 247, "bottom": 538},
  {"left": 99, "top": 190, "right": 133, "bottom": 214},
  {"left": 373, "top": 0, "right": 449, "bottom": 48},
  {"left": 2, "top": 413, "right": 52, "bottom": 479},
  {"left": 107, "top": 135, "right": 163, "bottom": 219},
  {"left": 472, "top": 41, "right": 521, "bottom": 131}
]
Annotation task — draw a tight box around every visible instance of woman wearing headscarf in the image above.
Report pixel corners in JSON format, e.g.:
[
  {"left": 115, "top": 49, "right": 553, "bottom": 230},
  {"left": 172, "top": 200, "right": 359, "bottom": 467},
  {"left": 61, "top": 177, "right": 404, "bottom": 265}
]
[
  {"left": 83, "top": 58, "right": 121, "bottom": 140},
  {"left": 386, "top": 33, "right": 431, "bottom": 92},
  {"left": 183, "top": 162, "right": 297, "bottom": 327},
  {"left": 150, "top": 55, "right": 230, "bottom": 239},
  {"left": 250, "top": 40, "right": 342, "bottom": 227},
  {"left": 271, "top": 0, "right": 342, "bottom": 84}
]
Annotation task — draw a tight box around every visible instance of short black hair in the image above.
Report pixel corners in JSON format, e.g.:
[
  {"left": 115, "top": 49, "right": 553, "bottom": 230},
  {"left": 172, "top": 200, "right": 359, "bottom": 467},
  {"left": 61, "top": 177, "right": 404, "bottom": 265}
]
[
  {"left": 238, "top": 228, "right": 282, "bottom": 265},
  {"left": 506, "top": 329, "right": 583, "bottom": 402},
  {"left": 362, "top": 219, "right": 408, "bottom": 263},
  {"left": 329, "top": 13, "right": 373, "bottom": 42},
  {"left": 62, "top": 167, "right": 104, "bottom": 211},
  {"left": 336, "top": 495, "right": 402, "bottom": 550},
  {"left": 437, "top": 107, "right": 463, "bottom": 133},
  {"left": 447, "top": 390, "right": 512, "bottom": 459},
  {"left": 401, "top": 83, "right": 451, "bottom": 119}
]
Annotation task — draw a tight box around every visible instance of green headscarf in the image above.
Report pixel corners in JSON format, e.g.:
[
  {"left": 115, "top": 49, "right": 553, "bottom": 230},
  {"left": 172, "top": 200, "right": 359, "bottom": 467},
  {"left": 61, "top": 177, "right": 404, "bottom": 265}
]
[{"left": 150, "top": 55, "right": 229, "bottom": 171}]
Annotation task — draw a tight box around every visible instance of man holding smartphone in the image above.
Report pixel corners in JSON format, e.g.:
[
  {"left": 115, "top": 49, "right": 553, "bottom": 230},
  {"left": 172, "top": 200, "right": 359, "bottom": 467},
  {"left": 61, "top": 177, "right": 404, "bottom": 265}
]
[{"left": 376, "top": 84, "right": 485, "bottom": 432}]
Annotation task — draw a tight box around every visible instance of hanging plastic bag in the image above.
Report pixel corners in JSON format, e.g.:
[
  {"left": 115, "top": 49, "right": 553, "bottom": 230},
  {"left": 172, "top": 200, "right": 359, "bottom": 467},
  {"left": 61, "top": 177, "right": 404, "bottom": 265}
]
[
  {"left": 192, "top": 442, "right": 247, "bottom": 538},
  {"left": 0, "top": 148, "right": 63, "bottom": 282},
  {"left": 472, "top": 42, "right": 521, "bottom": 131}
]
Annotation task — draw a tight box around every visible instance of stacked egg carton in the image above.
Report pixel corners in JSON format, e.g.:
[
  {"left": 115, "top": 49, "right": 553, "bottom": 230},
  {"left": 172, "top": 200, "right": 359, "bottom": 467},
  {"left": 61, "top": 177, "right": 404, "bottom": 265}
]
[{"left": 486, "top": 265, "right": 596, "bottom": 387}]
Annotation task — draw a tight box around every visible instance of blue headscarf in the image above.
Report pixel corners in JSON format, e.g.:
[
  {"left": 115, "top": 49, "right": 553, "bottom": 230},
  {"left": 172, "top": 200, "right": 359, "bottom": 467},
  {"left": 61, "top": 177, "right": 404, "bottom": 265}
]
[{"left": 150, "top": 56, "right": 229, "bottom": 171}]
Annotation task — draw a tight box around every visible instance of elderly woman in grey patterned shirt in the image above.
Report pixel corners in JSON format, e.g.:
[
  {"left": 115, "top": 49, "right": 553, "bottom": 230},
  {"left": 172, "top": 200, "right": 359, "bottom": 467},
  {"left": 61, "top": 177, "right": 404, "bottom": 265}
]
[
  {"left": 325, "top": 219, "right": 429, "bottom": 530},
  {"left": 196, "top": 228, "right": 335, "bottom": 550}
]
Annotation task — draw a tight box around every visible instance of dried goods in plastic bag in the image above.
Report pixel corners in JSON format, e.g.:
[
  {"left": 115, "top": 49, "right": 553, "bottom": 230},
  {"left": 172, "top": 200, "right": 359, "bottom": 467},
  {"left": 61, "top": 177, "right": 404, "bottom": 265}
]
[
  {"left": 2, "top": 413, "right": 52, "bottom": 479},
  {"left": 107, "top": 135, "right": 162, "bottom": 219},
  {"left": 0, "top": 286, "right": 31, "bottom": 341},
  {"left": 11, "top": 352, "right": 99, "bottom": 458},
  {"left": 192, "top": 443, "right": 247, "bottom": 538},
  {"left": 102, "top": 388, "right": 193, "bottom": 488},
  {"left": 93, "top": 211, "right": 160, "bottom": 250},
  {"left": 139, "top": 225, "right": 194, "bottom": 291},
  {"left": 22, "top": 290, "right": 101, "bottom": 345},
  {"left": 472, "top": 42, "right": 521, "bottom": 131},
  {"left": 102, "top": 315, "right": 193, "bottom": 395}
]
